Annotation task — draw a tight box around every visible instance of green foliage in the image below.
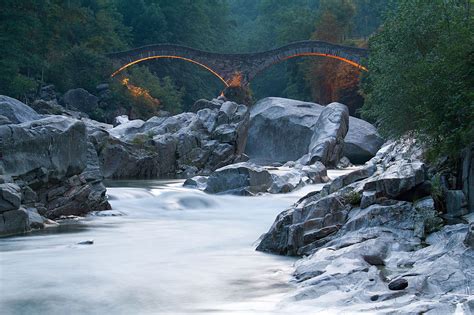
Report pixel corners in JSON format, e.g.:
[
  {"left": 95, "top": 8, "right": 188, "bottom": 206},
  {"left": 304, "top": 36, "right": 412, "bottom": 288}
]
[
  {"left": 126, "top": 66, "right": 184, "bottom": 115},
  {"left": 362, "top": 0, "right": 474, "bottom": 159},
  {"left": 343, "top": 190, "right": 362, "bottom": 206}
]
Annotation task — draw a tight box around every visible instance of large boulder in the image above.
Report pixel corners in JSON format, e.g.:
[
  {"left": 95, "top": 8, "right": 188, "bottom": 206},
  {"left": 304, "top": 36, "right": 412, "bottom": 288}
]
[
  {"left": 0, "top": 95, "right": 40, "bottom": 124},
  {"left": 344, "top": 118, "right": 385, "bottom": 164},
  {"left": 62, "top": 88, "right": 99, "bottom": 114},
  {"left": 205, "top": 162, "right": 273, "bottom": 195},
  {"left": 0, "top": 105, "right": 110, "bottom": 232},
  {"left": 0, "top": 184, "right": 21, "bottom": 212},
  {"left": 301, "top": 102, "right": 349, "bottom": 167},
  {"left": 0, "top": 116, "right": 87, "bottom": 178},
  {"left": 245, "top": 97, "right": 383, "bottom": 164},
  {"left": 245, "top": 98, "right": 324, "bottom": 163},
  {"left": 198, "top": 161, "right": 328, "bottom": 195}
]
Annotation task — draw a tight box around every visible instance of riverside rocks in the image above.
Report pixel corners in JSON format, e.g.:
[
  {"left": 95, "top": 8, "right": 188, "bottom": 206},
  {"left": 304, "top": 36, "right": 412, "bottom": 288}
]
[
  {"left": 97, "top": 100, "right": 250, "bottom": 179},
  {"left": 245, "top": 97, "right": 384, "bottom": 164},
  {"left": 256, "top": 138, "right": 474, "bottom": 313},
  {"left": 192, "top": 161, "right": 328, "bottom": 195},
  {"left": 0, "top": 98, "right": 111, "bottom": 236}
]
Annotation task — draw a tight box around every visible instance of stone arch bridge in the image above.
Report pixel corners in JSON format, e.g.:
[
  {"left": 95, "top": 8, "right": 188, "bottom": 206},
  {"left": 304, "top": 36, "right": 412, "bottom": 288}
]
[{"left": 107, "top": 41, "right": 368, "bottom": 87}]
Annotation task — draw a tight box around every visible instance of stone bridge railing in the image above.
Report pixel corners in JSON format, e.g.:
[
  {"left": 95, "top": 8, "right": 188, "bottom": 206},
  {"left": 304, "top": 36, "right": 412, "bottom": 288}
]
[{"left": 107, "top": 41, "right": 368, "bottom": 86}]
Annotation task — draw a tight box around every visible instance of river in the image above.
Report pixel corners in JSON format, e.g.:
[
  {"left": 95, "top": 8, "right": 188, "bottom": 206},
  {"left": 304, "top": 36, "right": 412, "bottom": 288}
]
[{"left": 0, "top": 170, "right": 349, "bottom": 314}]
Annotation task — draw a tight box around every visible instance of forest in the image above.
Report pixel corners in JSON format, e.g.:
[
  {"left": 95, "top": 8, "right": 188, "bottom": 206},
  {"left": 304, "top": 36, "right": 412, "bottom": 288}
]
[{"left": 1, "top": 0, "right": 472, "bottom": 157}]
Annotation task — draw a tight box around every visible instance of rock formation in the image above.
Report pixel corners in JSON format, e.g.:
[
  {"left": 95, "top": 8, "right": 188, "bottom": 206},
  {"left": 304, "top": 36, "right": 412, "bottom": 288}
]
[
  {"left": 245, "top": 97, "right": 384, "bottom": 164},
  {"left": 0, "top": 96, "right": 110, "bottom": 236}
]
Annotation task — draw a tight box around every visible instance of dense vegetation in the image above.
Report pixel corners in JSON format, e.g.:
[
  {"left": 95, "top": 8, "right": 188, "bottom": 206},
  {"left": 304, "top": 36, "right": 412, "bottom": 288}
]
[
  {"left": 1, "top": 0, "right": 472, "bottom": 158},
  {"left": 0, "top": 0, "right": 387, "bottom": 118},
  {"left": 361, "top": 0, "right": 473, "bottom": 158}
]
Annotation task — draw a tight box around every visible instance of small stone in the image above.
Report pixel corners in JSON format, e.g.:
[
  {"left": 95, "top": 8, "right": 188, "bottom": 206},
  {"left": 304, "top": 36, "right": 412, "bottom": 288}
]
[
  {"left": 363, "top": 254, "right": 385, "bottom": 266},
  {"left": 388, "top": 278, "right": 408, "bottom": 290},
  {"left": 77, "top": 240, "right": 94, "bottom": 245}
]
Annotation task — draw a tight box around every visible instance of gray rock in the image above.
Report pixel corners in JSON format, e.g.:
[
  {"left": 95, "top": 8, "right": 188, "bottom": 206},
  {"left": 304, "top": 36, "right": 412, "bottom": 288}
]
[
  {"left": 205, "top": 162, "right": 273, "bottom": 195},
  {"left": 388, "top": 278, "right": 408, "bottom": 290},
  {"left": 0, "top": 95, "right": 40, "bottom": 123},
  {"left": 445, "top": 190, "right": 467, "bottom": 217},
  {"left": 344, "top": 118, "right": 384, "bottom": 164},
  {"left": 245, "top": 97, "right": 383, "bottom": 164},
  {"left": 62, "top": 88, "right": 99, "bottom": 114},
  {"left": 190, "top": 99, "right": 221, "bottom": 112},
  {"left": 0, "top": 103, "right": 110, "bottom": 228},
  {"left": 0, "top": 208, "right": 30, "bottom": 236},
  {"left": 268, "top": 163, "right": 328, "bottom": 194},
  {"left": 0, "top": 183, "right": 21, "bottom": 213},
  {"left": 26, "top": 208, "right": 45, "bottom": 229},
  {"left": 304, "top": 102, "right": 349, "bottom": 167},
  {"left": 212, "top": 124, "right": 238, "bottom": 143},
  {"left": 337, "top": 156, "right": 353, "bottom": 169},
  {"left": 464, "top": 223, "right": 474, "bottom": 247},
  {"left": 108, "top": 119, "right": 145, "bottom": 140},
  {"left": 77, "top": 240, "right": 94, "bottom": 245},
  {"left": 246, "top": 97, "right": 324, "bottom": 163},
  {"left": 360, "top": 190, "right": 377, "bottom": 209},
  {"left": 462, "top": 144, "right": 474, "bottom": 213},
  {"left": 196, "top": 108, "right": 217, "bottom": 133},
  {"left": 363, "top": 162, "right": 426, "bottom": 199},
  {"left": 0, "top": 116, "right": 87, "bottom": 179},
  {"left": 257, "top": 194, "right": 348, "bottom": 255},
  {"left": 0, "top": 115, "right": 11, "bottom": 125},
  {"left": 39, "top": 84, "right": 57, "bottom": 101},
  {"left": 183, "top": 176, "right": 208, "bottom": 190},
  {"left": 114, "top": 115, "right": 129, "bottom": 126}
]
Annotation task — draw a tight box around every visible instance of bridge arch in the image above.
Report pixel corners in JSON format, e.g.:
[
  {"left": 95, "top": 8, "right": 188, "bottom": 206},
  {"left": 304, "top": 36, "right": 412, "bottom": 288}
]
[
  {"left": 110, "top": 55, "right": 229, "bottom": 87},
  {"left": 108, "top": 41, "right": 368, "bottom": 87}
]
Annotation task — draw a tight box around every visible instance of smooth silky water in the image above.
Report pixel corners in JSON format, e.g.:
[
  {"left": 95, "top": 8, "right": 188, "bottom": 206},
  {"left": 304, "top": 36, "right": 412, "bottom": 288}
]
[{"left": 0, "top": 171, "right": 348, "bottom": 314}]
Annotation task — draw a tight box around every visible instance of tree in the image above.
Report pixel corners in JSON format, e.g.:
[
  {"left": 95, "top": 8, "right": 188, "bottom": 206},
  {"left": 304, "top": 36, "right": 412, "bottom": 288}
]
[
  {"left": 362, "top": 0, "right": 473, "bottom": 158},
  {"left": 304, "top": 0, "right": 364, "bottom": 114}
]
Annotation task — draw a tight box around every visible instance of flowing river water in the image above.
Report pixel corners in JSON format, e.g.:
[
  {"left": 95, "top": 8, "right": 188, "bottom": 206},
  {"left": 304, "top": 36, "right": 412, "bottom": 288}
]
[{"left": 0, "top": 170, "right": 350, "bottom": 315}]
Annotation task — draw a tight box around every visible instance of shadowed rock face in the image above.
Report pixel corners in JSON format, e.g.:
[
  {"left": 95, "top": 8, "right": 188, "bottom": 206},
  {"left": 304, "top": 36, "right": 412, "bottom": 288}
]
[
  {"left": 245, "top": 97, "right": 384, "bottom": 165},
  {"left": 300, "top": 102, "right": 349, "bottom": 167},
  {"left": 0, "top": 98, "right": 110, "bottom": 236}
]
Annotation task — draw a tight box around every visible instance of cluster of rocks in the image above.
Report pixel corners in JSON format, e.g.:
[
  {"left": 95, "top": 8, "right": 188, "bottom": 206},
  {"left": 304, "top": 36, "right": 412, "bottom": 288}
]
[
  {"left": 31, "top": 84, "right": 132, "bottom": 122},
  {"left": 188, "top": 98, "right": 380, "bottom": 196},
  {"left": 256, "top": 138, "right": 474, "bottom": 313},
  {"left": 91, "top": 97, "right": 250, "bottom": 179},
  {"left": 185, "top": 161, "right": 329, "bottom": 195},
  {"left": 0, "top": 96, "right": 110, "bottom": 236}
]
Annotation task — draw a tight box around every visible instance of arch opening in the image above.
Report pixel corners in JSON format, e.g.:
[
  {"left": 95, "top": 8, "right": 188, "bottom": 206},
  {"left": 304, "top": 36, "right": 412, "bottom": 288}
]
[
  {"left": 249, "top": 52, "right": 367, "bottom": 83},
  {"left": 111, "top": 55, "right": 229, "bottom": 87}
]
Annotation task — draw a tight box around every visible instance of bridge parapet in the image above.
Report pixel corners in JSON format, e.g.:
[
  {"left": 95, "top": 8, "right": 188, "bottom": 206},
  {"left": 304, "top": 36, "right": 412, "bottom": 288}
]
[{"left": 108, "top": 41, "right": 368, "bottom": 86}]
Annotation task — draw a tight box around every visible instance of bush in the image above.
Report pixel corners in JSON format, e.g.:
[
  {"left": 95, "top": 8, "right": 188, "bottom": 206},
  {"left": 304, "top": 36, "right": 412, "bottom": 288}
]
[{"left": 344, "top": 190, "right": 362, "bottom": 206}]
